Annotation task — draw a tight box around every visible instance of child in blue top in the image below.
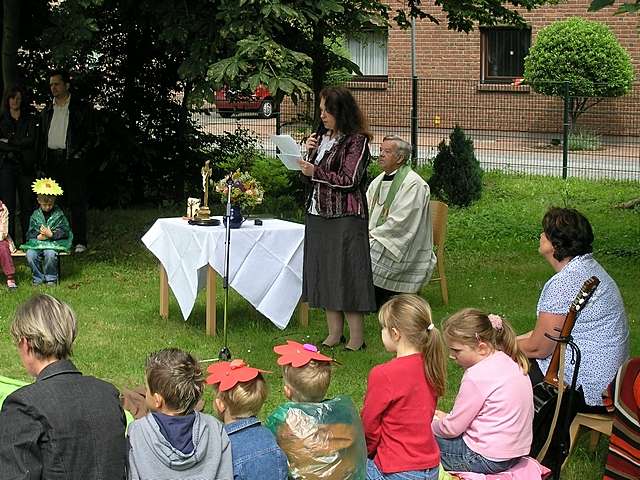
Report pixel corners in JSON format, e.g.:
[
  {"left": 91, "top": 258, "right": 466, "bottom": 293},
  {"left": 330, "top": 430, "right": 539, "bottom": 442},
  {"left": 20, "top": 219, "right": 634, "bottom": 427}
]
[{"left": 207, "top": 358, "right": 288, "bottom": 480}]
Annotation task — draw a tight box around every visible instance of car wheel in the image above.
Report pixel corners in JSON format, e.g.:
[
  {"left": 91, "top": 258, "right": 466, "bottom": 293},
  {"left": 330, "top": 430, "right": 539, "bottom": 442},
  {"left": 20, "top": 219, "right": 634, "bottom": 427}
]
[
  {"left": 218, "top": 110, "right": 233, "bottom": 118},
  {"left": 259, "top": 100, "right": 274, "bottom": 118}
]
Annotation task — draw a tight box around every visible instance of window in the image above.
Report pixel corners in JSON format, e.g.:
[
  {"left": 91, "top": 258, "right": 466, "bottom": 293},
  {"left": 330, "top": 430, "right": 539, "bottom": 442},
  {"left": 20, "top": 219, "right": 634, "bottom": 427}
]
[
  {"left": 347, "top": 29, "right": 388, "bottom": 78},
  {"left": 480, "top": 27, "right": 531, "bottom": 84}
]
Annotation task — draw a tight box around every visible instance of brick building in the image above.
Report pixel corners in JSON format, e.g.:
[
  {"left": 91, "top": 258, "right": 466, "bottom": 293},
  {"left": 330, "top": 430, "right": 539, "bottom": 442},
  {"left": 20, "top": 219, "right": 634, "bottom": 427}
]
[{"left": 344, "top": 0, "right": 640, "bottom": 135}]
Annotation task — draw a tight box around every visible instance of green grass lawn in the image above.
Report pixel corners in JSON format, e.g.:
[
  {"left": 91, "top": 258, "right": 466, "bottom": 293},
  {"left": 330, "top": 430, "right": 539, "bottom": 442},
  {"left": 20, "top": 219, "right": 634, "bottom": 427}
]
[{"left": 0, "top": 172, "right": 637, "bottom": 479}]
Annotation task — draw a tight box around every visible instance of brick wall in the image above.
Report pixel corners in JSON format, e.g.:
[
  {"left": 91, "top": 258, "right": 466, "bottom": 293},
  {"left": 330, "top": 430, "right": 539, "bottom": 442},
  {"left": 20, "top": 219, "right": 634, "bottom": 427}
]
[{"left": 356, "top": 0, "right": 640, "bottom": 135}]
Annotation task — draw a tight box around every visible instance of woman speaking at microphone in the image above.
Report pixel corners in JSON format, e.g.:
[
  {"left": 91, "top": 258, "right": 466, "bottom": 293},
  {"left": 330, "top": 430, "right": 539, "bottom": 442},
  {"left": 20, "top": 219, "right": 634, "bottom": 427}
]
[{"left": 298, "top": 86, "right": 375, "bottom": 351}]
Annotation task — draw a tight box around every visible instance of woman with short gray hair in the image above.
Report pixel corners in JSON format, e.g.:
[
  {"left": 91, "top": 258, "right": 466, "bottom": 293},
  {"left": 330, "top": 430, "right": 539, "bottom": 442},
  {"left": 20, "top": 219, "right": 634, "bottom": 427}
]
[{"left": 0, "top": 294, "right": 127, "bottom": 480}]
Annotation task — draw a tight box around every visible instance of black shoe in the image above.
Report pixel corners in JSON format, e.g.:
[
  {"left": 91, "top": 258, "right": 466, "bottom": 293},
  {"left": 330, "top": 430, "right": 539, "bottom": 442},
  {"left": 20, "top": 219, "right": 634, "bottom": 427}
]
[
  {"left": 321, "top": 335, "right": 347, "bottom": 348},
  {"left": 344, "top": 341, "right": 367, "bottom": 352}
]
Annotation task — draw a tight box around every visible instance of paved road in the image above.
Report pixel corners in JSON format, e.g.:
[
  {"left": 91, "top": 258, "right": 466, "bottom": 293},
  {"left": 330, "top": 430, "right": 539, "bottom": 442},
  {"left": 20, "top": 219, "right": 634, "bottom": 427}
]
[{"left": 194, "top": 113, "right": 640, "bottom": 181}]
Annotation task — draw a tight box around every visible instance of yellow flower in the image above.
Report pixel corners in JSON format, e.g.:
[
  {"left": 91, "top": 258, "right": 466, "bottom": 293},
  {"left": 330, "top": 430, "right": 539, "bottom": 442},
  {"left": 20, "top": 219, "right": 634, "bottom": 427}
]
[{"left": 32, "top": 178, "right": 64, "bottom": 196}]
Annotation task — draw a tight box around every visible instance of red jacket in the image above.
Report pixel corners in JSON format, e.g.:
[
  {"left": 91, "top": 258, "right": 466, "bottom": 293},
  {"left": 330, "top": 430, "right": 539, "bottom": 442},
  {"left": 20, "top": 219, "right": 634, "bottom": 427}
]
[
  {"left": 306, "top": 133, "right": 370, "bottom": 219},
  {"left": 361, "top": 353, "right": 440, "bottom": 473}
]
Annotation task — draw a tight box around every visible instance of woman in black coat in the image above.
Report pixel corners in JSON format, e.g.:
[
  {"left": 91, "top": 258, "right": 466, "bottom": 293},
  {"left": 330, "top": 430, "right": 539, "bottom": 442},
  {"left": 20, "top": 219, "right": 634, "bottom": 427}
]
[{"left": 0, "top": 85, "right": 38, "bottom": 244}]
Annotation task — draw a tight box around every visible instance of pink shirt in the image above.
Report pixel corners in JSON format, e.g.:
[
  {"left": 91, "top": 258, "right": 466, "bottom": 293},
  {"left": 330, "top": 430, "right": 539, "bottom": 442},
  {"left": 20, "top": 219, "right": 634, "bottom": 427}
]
[{"left": 432, "top": 351, "right": 533, "bottom": 460}]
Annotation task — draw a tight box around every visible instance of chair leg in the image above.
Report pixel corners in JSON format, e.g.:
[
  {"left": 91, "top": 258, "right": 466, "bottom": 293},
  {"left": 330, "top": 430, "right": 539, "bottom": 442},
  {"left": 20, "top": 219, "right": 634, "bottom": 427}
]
[
  {"left": 439, "top": 270, "right": 448, "bottom": 305},
  {"left": 562, "top": 419, "right": 582, "bottom": 470},
  {"left": 587, "top": 430, "right": 601, "bottom": 452}
]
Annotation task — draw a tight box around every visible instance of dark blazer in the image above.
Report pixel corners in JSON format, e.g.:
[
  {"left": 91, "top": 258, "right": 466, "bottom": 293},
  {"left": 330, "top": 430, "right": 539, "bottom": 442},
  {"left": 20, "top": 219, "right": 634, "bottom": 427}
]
[
  {"left": 0, "top": 359, "right": 127, "bottom": 480},
  {"left": 39, "top": 96, "right": 94, "bottom": 166},
  {"left": 306, "top": 133, "right": 371, "bottom": 219}
]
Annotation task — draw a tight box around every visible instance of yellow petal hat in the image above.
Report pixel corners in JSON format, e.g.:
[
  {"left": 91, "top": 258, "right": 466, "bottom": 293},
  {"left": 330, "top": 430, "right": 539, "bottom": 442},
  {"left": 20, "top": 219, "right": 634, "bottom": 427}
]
[{"left": 32, "top": 178, "right": 64, "bottom": 196}]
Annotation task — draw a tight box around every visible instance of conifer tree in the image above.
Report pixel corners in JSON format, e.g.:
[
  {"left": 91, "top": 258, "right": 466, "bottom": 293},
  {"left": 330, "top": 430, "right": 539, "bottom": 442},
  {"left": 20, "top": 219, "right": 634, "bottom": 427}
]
[{"left": 429, "top": 126, "right": 482, "bottom": 207}]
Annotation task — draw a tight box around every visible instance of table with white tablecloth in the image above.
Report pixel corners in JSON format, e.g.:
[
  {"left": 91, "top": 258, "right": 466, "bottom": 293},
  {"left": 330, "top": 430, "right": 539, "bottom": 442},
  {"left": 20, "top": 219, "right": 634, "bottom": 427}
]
[{"left": 141, "top": 217, "right": 307, "bottom": 334}]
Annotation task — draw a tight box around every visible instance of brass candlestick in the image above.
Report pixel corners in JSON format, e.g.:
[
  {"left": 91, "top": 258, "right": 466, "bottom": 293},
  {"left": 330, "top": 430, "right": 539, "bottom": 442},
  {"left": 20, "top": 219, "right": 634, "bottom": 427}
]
[{"left": 196, "top": 160, "right": 212, "bottom": 219}]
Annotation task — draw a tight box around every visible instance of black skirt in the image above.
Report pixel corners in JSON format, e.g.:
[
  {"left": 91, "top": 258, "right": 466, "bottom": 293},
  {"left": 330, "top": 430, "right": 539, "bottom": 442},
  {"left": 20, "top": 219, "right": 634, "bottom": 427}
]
[{"left": 302, "top": 214, "right": 376, "bottom": 312}]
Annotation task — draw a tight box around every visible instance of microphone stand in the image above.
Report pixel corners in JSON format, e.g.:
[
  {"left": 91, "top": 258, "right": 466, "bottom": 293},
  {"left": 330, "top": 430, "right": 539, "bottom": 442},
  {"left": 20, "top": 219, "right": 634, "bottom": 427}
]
[{"left": 218, "top": 176, "right": 234, "bottom": 361}]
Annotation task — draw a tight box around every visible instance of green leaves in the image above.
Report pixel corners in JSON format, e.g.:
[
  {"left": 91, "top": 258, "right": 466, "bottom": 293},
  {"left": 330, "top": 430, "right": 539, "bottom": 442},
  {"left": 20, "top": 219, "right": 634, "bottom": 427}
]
[{"left": 524, "top": 18, "right": 635, "bottom": 103}]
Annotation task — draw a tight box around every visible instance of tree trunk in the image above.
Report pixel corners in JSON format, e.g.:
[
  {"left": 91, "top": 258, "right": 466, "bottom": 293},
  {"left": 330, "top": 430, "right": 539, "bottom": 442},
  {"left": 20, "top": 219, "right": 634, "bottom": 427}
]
[
  {"left": 174, "top": 83, "right": 190, "bottom": 203},
  {"left": 2, "top": 0, "right": 20, "bottom": 98},
  {"left": 615, "top": 197, "right": 640, "bottom": 209},
  {"left": 310, "top": 25, "right": 327, "bottom": 129}
]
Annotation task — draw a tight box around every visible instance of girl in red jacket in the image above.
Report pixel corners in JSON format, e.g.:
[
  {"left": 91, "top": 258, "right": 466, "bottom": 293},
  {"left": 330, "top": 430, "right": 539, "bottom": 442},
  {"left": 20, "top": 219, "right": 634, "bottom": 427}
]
[{"left": 361, "top": 294, "right": 447, "bottom": 480}]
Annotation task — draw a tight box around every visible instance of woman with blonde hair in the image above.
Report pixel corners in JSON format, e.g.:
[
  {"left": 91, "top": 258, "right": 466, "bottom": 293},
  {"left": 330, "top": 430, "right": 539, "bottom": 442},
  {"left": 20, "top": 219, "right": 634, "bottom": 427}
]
[
  {"left": 433, "top": 308, "right": 533, "bottom": 474},
  {"left": 0, "top": 294, "right": 127, "bottom": 479},
  {"left": 361, "top": 294, "right": 447, "bottom": 479}
]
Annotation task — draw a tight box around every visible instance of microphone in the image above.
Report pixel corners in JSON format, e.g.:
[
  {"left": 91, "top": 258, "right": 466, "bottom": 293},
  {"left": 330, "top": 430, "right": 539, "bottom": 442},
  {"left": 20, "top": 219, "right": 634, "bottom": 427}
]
[{"left": 308, "top": 121, "right": 327, "bottom": 160}]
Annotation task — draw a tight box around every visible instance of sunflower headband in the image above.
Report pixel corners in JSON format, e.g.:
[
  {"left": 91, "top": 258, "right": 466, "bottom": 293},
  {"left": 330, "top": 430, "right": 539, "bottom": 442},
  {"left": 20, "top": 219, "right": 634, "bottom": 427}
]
[{"left": 32, "top": 178, "right": 63, "bottom": 196}]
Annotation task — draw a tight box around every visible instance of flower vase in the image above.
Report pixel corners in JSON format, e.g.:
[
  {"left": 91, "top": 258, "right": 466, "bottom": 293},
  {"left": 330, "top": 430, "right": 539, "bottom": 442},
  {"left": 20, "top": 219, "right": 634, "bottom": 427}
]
[{"left": 223, "top": 205, "right": 244, "bottom": 229}]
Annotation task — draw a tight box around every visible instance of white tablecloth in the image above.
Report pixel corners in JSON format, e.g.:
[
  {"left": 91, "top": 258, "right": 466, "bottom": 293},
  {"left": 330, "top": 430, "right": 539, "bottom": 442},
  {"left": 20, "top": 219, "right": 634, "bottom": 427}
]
[{"left": 141, "top": 218, "right": 305, "bottom": 329}]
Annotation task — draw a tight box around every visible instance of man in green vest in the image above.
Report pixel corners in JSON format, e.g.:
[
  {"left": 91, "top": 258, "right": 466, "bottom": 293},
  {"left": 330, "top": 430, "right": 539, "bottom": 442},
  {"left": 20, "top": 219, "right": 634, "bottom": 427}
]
[{"left": 367, "top": 136, "right": 436, "bottom": 309}]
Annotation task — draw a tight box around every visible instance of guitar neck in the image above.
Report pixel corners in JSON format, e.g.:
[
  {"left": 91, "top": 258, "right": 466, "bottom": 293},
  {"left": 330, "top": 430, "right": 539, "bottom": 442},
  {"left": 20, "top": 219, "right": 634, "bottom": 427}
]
[
  {"left": 543, "top": 309, "right": 578, "bottom": 386},
  {"left": 542, "top": 275, "right": 599, "bottom": 386}
]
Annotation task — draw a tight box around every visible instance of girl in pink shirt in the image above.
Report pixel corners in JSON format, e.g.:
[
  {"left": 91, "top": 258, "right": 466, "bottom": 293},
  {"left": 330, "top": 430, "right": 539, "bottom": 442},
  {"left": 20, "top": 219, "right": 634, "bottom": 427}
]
[
  {"left": 361, "top": 294, "right": 447, "bottom": 480},
  {"left": 432, "top": 308, "right": 533, "bottom": 474}
]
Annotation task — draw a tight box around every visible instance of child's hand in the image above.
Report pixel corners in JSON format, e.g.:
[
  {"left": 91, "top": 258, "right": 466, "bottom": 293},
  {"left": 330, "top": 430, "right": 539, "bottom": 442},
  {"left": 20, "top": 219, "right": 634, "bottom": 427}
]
[
  {"left": 40, "top": 226, "right": 53, "bottom": 238},
  {"left": 434, "top": 409, "right": 448, "bottom": 420},
  {"left": 37, "top": 233, "right": 47, "bottom": 241}
]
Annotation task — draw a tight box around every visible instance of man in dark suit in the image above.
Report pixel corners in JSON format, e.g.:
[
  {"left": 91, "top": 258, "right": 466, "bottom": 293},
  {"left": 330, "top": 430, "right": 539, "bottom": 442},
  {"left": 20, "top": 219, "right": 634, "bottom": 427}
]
[
  {"left": 40, "top": 69, "right": 94, "bottom": 253},
  {"left": 0, "top": 294, "right": 127, "bottom": 480}
]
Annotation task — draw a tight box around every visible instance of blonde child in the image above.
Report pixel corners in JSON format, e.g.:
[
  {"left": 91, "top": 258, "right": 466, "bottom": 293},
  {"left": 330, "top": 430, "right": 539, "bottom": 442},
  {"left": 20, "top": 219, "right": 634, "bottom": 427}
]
[
  {"left": 361, "top": 294, "right": 447, "bottom": 480},
  {"left": 127, "top": 348, "right": 233, "bottom": 480},
  {"left": 20, "top": 178, "right": 72, "bottom": 285},
  {"left": 432, "top": 308, "right": 533, "bottom": 474},
  {"left": 207, "top": 358, "right": 288, "bottom": 480},
  {"left": 266, "top": 340, "right": 367, "bottom": 479},
  {"left": 0, "top": 199, "right": 17, "bottom": 288}
]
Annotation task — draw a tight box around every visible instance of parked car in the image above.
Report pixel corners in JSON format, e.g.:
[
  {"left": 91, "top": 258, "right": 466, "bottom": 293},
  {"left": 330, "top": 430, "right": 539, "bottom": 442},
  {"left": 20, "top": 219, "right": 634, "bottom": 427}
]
[{"left": 214, "top": 84, "right": 277, "bottom": 118}]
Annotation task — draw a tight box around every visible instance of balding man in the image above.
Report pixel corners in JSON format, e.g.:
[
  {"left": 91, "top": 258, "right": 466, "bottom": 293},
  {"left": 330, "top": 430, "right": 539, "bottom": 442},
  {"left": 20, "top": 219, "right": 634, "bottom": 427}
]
[{"left": 367, "top": 136, "right": 436, "bottom": 308}]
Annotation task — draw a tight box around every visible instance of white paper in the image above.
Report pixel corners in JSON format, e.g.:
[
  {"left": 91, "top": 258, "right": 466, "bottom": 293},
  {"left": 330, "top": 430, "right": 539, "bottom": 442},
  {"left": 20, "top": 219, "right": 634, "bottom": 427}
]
[{"left": 270, "top": 134, "right": 302, "bottom": 170}]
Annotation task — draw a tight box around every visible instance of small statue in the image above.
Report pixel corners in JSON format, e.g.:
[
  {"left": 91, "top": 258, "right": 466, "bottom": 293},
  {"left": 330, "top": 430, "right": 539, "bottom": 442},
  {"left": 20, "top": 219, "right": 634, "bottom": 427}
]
[{"left": 196, "top": 160, "right": 212, "bottom": 220}]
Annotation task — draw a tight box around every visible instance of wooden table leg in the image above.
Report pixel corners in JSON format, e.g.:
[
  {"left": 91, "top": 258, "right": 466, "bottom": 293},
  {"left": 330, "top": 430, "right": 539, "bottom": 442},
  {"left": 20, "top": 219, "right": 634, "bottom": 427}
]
[
  {"left": 206, "top": 265, "right": 217, "bottom": 336},
  {"left": 159, "top": 264, "right": 169, "bottom": 319},
  {"left": 298, "top": 301, "right": 309, "bottom": 327}
]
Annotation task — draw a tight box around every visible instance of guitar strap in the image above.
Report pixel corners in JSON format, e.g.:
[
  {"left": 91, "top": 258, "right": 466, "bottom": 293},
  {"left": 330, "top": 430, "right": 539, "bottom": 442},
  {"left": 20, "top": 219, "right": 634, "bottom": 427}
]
[{"left": 536, "top": 345, "right": 567, "bottom": 463}]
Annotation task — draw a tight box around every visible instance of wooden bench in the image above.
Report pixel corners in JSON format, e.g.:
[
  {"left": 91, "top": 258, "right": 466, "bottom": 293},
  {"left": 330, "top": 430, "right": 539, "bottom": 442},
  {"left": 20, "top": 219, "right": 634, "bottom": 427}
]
[{"left": 11, "top": 249, "right": 71, "bottom": 283}]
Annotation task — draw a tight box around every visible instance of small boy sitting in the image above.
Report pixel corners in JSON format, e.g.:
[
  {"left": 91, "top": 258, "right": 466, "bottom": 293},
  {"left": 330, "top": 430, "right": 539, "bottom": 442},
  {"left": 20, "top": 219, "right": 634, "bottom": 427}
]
[
  {"left": 127, "top": 348, "right": 233, "bottom": 480},
  {"left": 0, "top": 200, "right": 17, "bottom": 288},
  {"left": 20, "top": 178, "right": 72, "bottom": 285},
  {"left": 266, "top": 340, "right": 367, "bottom": 480},
  {"left": 207, "top": 358, "right": 288, "bottom": 480}
]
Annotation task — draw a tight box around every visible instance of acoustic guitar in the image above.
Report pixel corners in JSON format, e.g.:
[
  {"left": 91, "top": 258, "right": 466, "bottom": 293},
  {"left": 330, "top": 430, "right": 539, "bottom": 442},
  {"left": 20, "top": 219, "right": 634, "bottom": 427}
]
[{"left": 529, "top": 275, "right": 600, "bottom": 469}]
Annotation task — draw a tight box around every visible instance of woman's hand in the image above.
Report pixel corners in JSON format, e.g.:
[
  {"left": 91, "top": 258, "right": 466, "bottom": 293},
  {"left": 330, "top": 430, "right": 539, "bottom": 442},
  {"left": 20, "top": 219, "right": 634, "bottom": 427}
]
[
  {"left": 298, "top": 159, "right": 315, "bottom": 177},
  {"left": 305, "top": 133, "right": 318, "bottom": 152}
]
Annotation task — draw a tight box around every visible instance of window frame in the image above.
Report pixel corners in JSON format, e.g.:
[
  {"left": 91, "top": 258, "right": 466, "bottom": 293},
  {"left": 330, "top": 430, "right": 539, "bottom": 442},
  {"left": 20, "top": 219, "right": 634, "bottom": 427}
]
[
  {"left": 346, "top": 27, "right": 389, "bottom": 80},
  {"left": 480, "top": 26, "right": 531, "bottom": 84}
]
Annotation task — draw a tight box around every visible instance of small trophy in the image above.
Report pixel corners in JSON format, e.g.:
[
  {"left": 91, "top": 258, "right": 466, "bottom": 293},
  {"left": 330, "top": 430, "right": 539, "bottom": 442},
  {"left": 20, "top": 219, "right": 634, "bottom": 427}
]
[
  {"left": 189, "top": 160, "right": 220, "bottom": 226},
  {"left": 196, "top": 160, "right": 212, "bottom": 219}
]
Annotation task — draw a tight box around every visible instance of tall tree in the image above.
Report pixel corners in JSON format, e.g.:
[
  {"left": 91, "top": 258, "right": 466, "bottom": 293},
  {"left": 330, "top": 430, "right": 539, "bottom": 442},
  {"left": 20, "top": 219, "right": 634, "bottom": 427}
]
[{"left": 523, "top": 18, "right": 634, "bottom": 128}]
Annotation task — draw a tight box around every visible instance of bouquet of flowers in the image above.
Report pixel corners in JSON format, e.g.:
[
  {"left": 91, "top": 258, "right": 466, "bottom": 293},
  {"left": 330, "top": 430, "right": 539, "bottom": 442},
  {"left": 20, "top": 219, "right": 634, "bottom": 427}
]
[{"left": 215, "top": 170, "right": 264, "bottom": 210}]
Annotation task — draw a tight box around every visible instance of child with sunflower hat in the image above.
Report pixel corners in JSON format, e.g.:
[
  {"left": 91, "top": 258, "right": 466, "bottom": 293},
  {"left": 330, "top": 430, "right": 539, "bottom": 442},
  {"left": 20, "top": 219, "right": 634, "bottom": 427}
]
[{"left": 20, "top": 178, "right": 72, "bottom": 285}]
